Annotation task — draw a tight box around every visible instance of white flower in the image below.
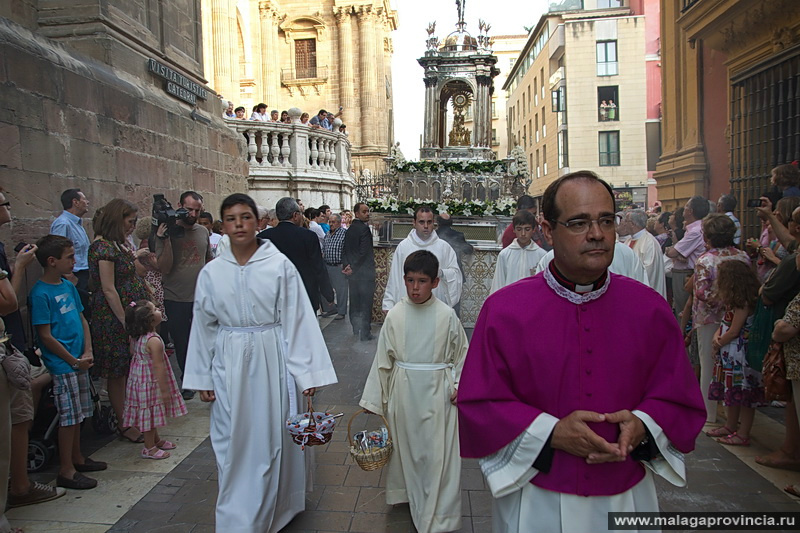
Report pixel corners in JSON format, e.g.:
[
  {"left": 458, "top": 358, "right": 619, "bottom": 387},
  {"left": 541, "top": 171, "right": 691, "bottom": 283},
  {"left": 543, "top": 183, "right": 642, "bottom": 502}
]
[
  {"left": 406, "top": 207, "right": 415, "bottom": 215},
  {"left": 436, "top": 203, "right": 448, "bottom": 214},
  {"left": 437, "top": 165, "right": 446, "bottom": 173},
  {"left": 390, "top": 202, "right": 399, "bottom": 212},
  {"left": 463, "top": 208, "right": 472, "bottom": 216},
  {"left": 474, "top": 199, "right": 484, "bottom": 206}
]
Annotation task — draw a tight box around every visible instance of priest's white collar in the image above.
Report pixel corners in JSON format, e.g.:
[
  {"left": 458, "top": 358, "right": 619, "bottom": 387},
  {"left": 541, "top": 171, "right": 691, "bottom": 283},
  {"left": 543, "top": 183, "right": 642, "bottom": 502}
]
[{"left": 543, "top": 262, "right": 610, "bottom": 305}]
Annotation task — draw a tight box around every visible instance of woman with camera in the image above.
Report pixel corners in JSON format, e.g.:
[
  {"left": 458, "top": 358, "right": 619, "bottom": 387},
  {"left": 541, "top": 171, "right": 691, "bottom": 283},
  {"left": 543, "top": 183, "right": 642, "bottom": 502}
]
[{"left": 88, "top": 199, "right": 150, "bottom": 443}]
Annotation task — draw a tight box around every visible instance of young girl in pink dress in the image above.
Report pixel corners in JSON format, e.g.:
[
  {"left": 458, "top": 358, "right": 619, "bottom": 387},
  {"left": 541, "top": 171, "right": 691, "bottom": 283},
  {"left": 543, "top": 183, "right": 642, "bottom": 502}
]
[{"left": 123, "top": 299, "right": 187, "bottom": 459}]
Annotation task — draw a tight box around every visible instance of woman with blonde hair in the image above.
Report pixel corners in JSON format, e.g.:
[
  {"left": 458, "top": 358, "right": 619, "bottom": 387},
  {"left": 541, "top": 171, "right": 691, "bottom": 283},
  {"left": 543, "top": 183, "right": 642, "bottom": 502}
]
[{"left": 89, "top": 199, "right": 150, "bottom": 443}]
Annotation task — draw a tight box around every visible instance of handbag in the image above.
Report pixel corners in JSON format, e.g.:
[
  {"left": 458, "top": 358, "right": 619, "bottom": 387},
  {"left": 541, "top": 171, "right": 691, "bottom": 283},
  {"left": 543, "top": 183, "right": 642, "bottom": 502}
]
[
  {"left": 0, "top": 338, "right": 32, "bottom": 390},
  {"left": 762, "top": 341, "right": 792, "bottom": 402},
  {"left": 745, "top": 299, "right": 774, "bottom": 372}
]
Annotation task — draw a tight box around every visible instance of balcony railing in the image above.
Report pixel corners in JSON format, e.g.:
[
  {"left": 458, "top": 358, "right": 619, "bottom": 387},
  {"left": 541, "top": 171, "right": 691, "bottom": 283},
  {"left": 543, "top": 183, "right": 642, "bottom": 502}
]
[
  {"left": 224, "top": 113, "right": 352, "bottom": 180},
  {"left": 281, "top": 66, "right": 328, "bottom": 83}
]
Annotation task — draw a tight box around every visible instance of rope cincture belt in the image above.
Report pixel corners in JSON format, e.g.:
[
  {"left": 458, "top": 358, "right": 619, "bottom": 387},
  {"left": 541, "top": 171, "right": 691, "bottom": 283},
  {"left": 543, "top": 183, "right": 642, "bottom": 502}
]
[
  {"left": 219, "top": 323, "right": 280, "bottom": 333},
  {"left": 395, "top": 361, "right": 456, "bottom": 390}
]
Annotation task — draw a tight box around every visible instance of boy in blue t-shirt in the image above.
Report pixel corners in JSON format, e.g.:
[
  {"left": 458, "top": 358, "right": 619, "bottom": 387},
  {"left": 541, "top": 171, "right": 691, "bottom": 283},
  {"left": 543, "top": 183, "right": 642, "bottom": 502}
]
[{"left": 30, "top": 235, "right": 107, "bottom": 490}]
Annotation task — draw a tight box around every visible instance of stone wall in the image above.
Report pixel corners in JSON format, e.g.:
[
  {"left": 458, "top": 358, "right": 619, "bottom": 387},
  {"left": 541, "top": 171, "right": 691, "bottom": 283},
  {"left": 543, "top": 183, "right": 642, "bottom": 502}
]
[{"left": 0, "top": 12, "right": 248, "bottom": 250}]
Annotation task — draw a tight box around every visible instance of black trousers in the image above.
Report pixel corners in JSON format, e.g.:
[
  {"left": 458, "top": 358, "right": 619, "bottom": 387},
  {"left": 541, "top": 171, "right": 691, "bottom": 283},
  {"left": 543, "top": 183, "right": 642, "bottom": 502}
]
[
  {"left": 164, "top": 300, "right": 193, "bottom": 382},
  {"left": 348, "top": 278, "right": 375, "bottom": 337},
  {"left": 75, "top": 270, "right": 90, "bottom": 321}
]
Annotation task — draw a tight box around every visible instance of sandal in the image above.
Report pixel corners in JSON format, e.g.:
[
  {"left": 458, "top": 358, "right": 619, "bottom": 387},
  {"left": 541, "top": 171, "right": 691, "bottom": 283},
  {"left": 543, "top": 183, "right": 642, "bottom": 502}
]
[
  {"left": 156, "top": 439, "right": 177, "bottom": 450},
  {"left": 705, "top": 425, "right": 734, "bottom": 438},
  {"left": 784, "top": 484, "right": 800, "bottom": 498},
  {"left": 715, "top": 432, "right": 750, "bottom": 446},
  {"left": 118, "top": 426, "right": 144, "bottom": 444},
  {"left": 141, "top": 446, "right": 171, "bottom": 460}
]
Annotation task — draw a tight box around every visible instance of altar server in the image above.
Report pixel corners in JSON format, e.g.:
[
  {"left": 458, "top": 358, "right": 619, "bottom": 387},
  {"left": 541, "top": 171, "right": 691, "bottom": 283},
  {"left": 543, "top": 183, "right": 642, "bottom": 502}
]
[
  {"left": 361, "top": 250, "right": 468, "bottom": 533},
  {"left": 184, "top": 193, "right": 337, "bottom": 533},
  {"left": 490, "top": 210, "right": 547, "bottom": 293},
  {"left": 382, "top": 207, "right": 462, "bottom": 311}
]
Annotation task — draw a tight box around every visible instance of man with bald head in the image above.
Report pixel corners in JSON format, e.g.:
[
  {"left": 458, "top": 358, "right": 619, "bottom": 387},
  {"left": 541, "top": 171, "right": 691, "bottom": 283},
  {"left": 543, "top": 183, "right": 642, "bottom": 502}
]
[{"left": 617, "top": 209, "right": 666, "bottom": 298}]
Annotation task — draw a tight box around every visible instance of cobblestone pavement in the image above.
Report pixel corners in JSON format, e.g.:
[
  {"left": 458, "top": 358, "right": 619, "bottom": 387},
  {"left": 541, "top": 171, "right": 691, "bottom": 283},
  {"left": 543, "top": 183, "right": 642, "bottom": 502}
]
[{"left": 10, "top": 315, "right": 800, "bottom": 532}]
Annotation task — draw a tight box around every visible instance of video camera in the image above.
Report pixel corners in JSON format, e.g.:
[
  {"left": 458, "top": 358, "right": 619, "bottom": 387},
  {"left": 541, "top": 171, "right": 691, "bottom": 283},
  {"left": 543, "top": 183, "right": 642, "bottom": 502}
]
[{"left": 151, "top": 194, "right": 189, "bottom": 239}]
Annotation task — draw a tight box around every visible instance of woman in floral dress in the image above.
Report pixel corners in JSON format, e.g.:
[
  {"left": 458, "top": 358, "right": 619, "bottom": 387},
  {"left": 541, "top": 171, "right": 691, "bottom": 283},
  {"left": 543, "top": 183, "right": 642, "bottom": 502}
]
[{"left": 89, "top": 199, "right": 150, "bottom": 442}]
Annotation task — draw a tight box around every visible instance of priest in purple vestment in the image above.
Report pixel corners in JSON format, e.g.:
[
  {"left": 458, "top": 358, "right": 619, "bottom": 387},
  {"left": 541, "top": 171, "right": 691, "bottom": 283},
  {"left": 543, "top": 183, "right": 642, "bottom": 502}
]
[{"left": 458, "top": 171, "right": 705, "bottom": 533}]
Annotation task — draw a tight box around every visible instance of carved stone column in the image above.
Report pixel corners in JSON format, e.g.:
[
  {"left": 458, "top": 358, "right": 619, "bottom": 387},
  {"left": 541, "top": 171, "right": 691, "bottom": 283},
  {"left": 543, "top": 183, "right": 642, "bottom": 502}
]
[
  {"left": 373, "top": 8, "right": 387, "bottom": 151},
  {"left": 335, "top": 7, "right": 359, "bottom": 147},
  {"left": 259, "top": 1, "right": 279, "bottom": 107},
  {"left": 357, "top": 6, "right": 377, "bottom": 151},
  {"left": 211, "top": 0, "right": 238, "bottom": 100}
]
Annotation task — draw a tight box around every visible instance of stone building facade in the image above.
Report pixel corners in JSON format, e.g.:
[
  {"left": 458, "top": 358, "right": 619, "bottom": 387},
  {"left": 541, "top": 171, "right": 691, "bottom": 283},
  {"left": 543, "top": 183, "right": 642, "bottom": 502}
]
[
  {"left": 202, "top": 0, "right": 397, "bottom": 174},
  {"left": 656, "top": 0, "right": 800, "bottom": 238},
  {"left": 504, "top": 0, "right": 660, "bottom": 207},
  {"left": 0, "top": 0, "right": 248, "bottom": 249}
]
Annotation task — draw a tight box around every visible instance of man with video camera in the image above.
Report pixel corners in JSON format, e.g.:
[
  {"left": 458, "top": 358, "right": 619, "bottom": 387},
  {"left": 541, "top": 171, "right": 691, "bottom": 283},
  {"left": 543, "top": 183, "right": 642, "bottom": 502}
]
[{"left": 155, "top": 191, "right": 212, "bottom": 401}]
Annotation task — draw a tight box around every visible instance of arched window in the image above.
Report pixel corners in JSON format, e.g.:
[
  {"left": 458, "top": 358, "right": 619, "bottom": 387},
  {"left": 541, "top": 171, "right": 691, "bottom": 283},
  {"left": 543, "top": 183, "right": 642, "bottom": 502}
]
[
  {"left": 433, "top": 181, "right": 442, "bottom": 202},
  {"left": 477, "top": 182, "right": 486, "bottom": 201},
  {"left": 418, "top": 181, "right": 429, "bottom": 200},
  {"left": 463, "top": 182, "right": 472, "bottom": 202}
]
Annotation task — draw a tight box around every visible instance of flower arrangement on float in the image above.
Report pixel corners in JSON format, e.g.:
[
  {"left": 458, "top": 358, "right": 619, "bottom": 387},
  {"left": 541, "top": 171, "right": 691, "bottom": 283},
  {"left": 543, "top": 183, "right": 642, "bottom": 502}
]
[
  {"left": 389, "top": 159, "right": 507, "bottom": 175},
  {"left": 366, "top": 196, "right": 516, "bottom": 217}
]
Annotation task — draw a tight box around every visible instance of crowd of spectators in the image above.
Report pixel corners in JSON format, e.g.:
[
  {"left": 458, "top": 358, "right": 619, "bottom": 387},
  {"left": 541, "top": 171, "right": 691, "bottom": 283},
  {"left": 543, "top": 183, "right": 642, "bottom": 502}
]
[{"left": 222, "top": 99, "right": 348, "bottom": 135}]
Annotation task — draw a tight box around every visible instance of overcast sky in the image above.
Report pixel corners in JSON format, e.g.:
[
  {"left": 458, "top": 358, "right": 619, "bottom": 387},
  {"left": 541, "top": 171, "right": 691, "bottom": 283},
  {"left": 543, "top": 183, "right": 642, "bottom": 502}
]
[{"left": 391, "top": 0, "right": 549, "bottom": 160}]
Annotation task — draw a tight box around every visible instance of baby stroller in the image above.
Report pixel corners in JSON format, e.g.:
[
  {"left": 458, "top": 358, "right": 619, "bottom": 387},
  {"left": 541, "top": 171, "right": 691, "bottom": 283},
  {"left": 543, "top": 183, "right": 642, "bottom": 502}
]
[{"left": 27, "top": 376, "right": 117, "bottom": 472}]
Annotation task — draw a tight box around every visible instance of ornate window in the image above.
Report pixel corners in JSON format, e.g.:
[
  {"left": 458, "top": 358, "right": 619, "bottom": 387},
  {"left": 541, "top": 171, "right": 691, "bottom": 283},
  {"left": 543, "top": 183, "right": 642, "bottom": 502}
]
[{"left": 295, "top": 39, "right": 317, "bottom": 79}]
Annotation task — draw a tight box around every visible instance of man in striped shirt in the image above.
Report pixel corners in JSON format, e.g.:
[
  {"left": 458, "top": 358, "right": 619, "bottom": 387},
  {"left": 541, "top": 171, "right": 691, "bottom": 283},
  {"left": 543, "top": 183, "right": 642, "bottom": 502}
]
[{"left": 322, "top": 214, "right": 348, "bottom": 319}]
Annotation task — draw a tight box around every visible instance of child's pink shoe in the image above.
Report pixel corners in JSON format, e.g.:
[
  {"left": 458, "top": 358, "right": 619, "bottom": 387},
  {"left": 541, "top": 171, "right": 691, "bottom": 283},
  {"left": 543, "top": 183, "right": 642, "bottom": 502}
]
[
  {"left": 156, "top": 439, "right": 177, "bottom": 450},
  {"left": 141, "top": 446, "right": 171, "bottom": 460}
]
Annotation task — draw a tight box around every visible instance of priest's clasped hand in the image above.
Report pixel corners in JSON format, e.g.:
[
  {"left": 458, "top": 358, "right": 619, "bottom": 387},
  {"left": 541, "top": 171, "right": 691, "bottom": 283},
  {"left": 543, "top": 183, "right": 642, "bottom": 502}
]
[
  {"left": 551, "top": 410, "right": 619, "bottom": 461},
  {"left": 585, "top": 410, "right": 647, "bottom": 464}
]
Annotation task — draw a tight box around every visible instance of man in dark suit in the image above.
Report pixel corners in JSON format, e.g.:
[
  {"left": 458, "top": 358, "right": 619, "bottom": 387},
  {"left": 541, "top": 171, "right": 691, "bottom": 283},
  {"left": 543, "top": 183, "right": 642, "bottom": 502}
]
[
  {"left": 341, "top": 202, "right": 376, "bottom": 341},
  {"left": 259, "top": 197, "right": 333, "bottom": 312}
]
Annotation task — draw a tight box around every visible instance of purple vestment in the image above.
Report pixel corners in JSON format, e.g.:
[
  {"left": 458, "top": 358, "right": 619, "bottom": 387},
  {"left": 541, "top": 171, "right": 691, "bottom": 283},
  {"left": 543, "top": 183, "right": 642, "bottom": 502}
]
[{"left": 458, "top": 272, "right": 705, "bottom": 497}]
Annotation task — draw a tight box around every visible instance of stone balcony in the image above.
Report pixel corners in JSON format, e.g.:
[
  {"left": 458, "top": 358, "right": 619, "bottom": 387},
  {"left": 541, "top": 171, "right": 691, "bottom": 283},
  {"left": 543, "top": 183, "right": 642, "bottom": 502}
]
[{"left": 224, "top": 108, "right": 356, "bottom": 210}]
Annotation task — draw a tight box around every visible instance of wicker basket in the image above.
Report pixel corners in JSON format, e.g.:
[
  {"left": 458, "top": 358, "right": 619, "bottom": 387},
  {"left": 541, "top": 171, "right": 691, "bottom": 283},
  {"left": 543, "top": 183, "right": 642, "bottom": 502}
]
[
  {"left": 285, "top": 397, "right": 338, "bottom": 449},
  {"left": 348, "top": 409, "right": 393, "bottom": 471}
]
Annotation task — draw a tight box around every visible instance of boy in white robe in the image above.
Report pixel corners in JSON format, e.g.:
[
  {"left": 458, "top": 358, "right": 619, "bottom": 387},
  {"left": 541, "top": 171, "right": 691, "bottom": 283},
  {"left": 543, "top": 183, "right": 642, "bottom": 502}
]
[
  {"left": 491, "top": 210, "right": 547, "bottom": 293},
  {"left": 360, "top": 250, "right": 469, "bottom": 533},
  {"left": 382, "top": 207, "right": 462, "bottom": 311},
  {"left": 183, "top": 193, "right": 337, "bottom": 533}
]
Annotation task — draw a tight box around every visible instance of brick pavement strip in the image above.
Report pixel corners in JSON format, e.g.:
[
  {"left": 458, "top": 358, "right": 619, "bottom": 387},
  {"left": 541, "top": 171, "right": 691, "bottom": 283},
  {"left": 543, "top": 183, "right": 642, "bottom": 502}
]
[{"left": 105, "top": 317, "right": 800, "bottom": 533}]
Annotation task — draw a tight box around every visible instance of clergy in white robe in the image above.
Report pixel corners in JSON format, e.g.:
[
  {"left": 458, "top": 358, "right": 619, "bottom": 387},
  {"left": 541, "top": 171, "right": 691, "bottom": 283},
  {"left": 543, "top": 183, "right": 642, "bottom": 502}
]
[
  {"left": 618, "top": 209, "right": 667, "bottom": 299},
  {"left": 382, "top": 208, "right": 462, "bottom": 311},
  {"left": 535, "top": 240, "right": 650, "bottom": 286},
  {"left": 183, "top": 237, "right": 337, "bottom": 533},
  {"left": 491, "top": 211, "right": 547, "bottom": 293},
  {"left": 360, "top": 293, "right": 468, "bottom": 533},
  {"left": 459, "top": 173, "right": 705, "bottom": 533}
]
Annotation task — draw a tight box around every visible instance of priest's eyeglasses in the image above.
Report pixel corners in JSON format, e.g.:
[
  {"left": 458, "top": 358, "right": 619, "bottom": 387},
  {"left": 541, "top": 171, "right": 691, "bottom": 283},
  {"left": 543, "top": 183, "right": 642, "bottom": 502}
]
[{"left": 552, "top": 215, "right": 620, "bottom": 234}]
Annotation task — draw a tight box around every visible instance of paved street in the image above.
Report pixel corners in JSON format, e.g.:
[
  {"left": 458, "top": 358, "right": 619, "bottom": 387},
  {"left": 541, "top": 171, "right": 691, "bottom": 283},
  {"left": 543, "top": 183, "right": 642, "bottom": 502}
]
[{"left": 7, "top": 315, "right": 800, "bottom": 532}]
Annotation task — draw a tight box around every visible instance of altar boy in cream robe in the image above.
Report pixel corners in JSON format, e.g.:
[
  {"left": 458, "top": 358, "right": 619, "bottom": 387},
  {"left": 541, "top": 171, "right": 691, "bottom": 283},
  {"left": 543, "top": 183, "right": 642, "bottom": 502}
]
[
  {"left": 360, "top": 250, "right": 468, "bottom": 533},
  {"left": 490, "top": 210, "right": 547, "bottom": 293},
  {"left": 382, "top": 207, "right": 462, "bottom": 311}
]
